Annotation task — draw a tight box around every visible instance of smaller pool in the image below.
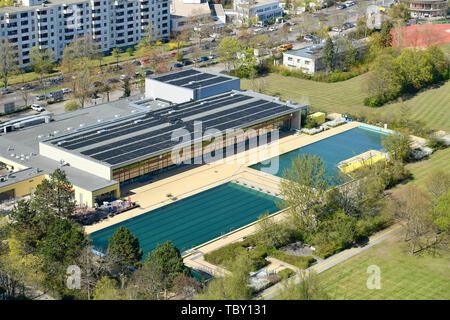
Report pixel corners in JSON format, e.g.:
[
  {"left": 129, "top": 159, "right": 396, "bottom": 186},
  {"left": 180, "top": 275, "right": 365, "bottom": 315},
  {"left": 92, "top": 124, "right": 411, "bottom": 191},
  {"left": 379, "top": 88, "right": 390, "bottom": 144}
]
[
  {"left": 90, "top": 182, "right": 280, "bottom": 258},
  {"left": 251, "top": 126, "right": 386, "bottom": 179}
]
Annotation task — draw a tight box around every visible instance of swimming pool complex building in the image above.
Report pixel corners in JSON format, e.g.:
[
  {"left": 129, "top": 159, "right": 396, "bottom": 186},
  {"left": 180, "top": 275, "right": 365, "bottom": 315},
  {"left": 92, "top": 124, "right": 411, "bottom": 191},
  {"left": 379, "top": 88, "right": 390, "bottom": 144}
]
[{"left": 0, "top": 68, "right": 308, "bottom": 206}]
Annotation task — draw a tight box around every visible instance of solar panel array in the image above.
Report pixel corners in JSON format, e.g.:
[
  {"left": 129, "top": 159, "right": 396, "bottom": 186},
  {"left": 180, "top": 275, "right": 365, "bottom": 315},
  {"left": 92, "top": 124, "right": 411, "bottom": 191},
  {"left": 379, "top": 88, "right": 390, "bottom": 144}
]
[
  {"left": 152, "top": 69, "right": 235, "bottom": 89},
  {"left": 50, "top": 92, "right": 297, "bottom": 166}
]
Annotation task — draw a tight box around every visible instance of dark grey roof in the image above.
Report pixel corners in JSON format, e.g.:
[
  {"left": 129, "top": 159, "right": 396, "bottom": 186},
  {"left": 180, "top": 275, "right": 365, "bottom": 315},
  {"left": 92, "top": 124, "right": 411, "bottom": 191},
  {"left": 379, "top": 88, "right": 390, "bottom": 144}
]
[{"left": 46, "top": 91, "right": 306, "bottom": 168}]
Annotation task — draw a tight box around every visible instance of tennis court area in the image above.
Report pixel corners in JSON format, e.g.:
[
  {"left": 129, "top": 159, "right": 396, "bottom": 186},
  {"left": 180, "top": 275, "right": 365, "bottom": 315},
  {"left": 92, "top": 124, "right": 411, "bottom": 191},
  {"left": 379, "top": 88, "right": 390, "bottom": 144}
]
[
  {"left": 90, "top": 182, "right": 280, "bottom": 257},
  {"left": 251, "top": 126, "right": 386, "bottom": 179}
]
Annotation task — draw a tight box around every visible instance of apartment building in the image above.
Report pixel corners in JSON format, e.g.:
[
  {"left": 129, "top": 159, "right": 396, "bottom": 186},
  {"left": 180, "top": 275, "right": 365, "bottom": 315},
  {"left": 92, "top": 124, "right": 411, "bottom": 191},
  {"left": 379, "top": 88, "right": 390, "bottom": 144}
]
[
  {"left": 0, "top": 0, "right": 170, "bottom": 68},
  {"left": 233, "top": 0, "right": 283, "bottom": 25}
]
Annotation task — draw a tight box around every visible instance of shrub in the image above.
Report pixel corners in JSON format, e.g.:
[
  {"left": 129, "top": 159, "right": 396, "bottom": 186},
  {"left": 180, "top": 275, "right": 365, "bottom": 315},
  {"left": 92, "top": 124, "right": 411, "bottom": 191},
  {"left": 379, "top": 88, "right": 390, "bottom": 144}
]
[
  {"left": 64, "top": 100, "right": 81, "bottom": 112},
  {"left": 277, "top": 268, "right": 296, "bottom": 281},
  {"left": 269, "top": 249, "right": 316, "bottom": 270}
]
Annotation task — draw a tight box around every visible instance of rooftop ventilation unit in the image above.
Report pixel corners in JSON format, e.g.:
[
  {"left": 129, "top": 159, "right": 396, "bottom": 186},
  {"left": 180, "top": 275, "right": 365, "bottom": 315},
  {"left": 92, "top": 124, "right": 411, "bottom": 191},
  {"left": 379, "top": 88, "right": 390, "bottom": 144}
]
[
  {"left": 97, "top": 129, "right": 106, "bottom": 134},
  {"left": 57, "top": 140, "right": 67, "bottom": 146},
  {"left": 79, "top": 124, "right": 85, "bottom": 127},
  {"left": 67, "top": 127, "right": 72, "bottom": 131},
  {"left": 134, "top": 119, "right": 143, "bottom": 124},
  {"left": 97, "top": 119, "right": 102, "bottom": 123},
  {"left": 114, "top": 114, "right": 120, "bottom": 118},
  {"left": 188, "top": 81, "right": 195, "bottom": 85}
]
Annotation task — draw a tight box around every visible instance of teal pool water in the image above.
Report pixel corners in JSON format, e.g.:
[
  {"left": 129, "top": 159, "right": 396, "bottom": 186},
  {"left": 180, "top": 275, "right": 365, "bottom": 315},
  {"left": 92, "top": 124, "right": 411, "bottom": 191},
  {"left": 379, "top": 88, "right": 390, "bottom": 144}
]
[
  {"left": 90, "top": 182, "right": 280, "bottom": 258},
  {"left": 251, "top": 127, "right": 386, "bottom": 179}
]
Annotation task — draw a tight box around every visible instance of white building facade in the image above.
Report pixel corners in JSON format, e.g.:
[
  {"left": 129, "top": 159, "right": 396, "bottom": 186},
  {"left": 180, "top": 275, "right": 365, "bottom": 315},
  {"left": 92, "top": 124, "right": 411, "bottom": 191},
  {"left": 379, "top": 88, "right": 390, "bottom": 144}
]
[
  {"left": 0, "top": 0, "right": 170, "bottom": 68},
  {"left": 233, "top": 0, "right": 283, "bottom": 25}
]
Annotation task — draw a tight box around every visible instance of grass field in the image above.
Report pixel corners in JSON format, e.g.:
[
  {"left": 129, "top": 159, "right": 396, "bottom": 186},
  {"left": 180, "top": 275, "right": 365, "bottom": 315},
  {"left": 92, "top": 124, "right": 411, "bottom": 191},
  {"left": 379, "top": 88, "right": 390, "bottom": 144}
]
[
  {"left": 241, "top": 74, "right": 450, "bottom": 132},
  {"left": 403, "top": 147, "right": 450, "bottom": 190},
  {"left": 317, "top": 231, "right": 450, "bottom": 300},
  {"left": 275, "top": 230, "right": 449, "bottom": 300}
]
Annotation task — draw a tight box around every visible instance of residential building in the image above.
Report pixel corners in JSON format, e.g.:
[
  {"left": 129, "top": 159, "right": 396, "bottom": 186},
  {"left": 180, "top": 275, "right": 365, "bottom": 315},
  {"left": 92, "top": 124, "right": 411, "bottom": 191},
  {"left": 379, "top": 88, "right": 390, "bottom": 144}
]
[
  {"left": 0, "top": 0, "right": 170, "bottom": 68},
  {"left": 282, "top": 40, "right": 367, "bottom": 75},
  {"left": 400, "top": 0, "right": 448, "bottom": 18},
  {"left": 233, "top": 0, "right": 283, "bottom": 25}
]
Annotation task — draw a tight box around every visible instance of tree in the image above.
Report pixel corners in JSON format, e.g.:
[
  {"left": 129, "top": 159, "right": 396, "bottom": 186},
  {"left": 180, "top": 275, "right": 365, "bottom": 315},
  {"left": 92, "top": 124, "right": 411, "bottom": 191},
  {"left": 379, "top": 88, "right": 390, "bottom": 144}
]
[
  {"left": 126, "top": 48, "right": 134, "bottom": 57},
  {"left": 145, "top": 241, "right": 187, "bottom": 295},
  {"left": 93, "top": 276, "right": 122, "bottom": 300},
  {"left": 397, "top": 48, "right": 433, "bottom": 91},
  {"left": 107, "top": 227, "right": 143, "bottom": 288},
  {"left": 67, "top": 58, "right": 95, "bottom": 108},
  {"left": 336, "top": 38, "right": 357, "bottom": 71},
  {"left": 127, "top": 257, "right": 165, "bottom": 299},
  {"left": 175, "top": 51, "right": 183, "bottom": 62},
  {"left": 364, "top": 52, "right": 403, "bottom": 106},
  {"left": 31, "top": 168, "right": 76, "bottom": 220},
  {"left": 111, "top": 48, "right": 122, "bottom": 70},
  {"left": 388, "top": 3, "right": 410, "bottom": 22},
  {"left": 275, "top": 270, "right": 330, "bottom": 300},
  {"left": 253, "top": 213, "right": 292, "bottom": 248},
  {"left": 432, "top": 191, "right": 450, "bottom": 235},
  {"left": 61, "top": 33, "right": 99, "bottom": 74},
  {"left": 0, "top": 38, "right": 17, "bottom": 89},
  {"left": 217, "top": 37, "right": 242, "bottom": 72},
  {"left": 29, "top": 46, "right": 56, "bottom": 85},
  {"left": 20, "top": 88, "right": 32, "bottom": 107},
  {"left": 39, "top": 218, "right": 88, "bottom": 293},
  {"left": 98, "top": 79, "right": 119, "bottom": 102},
  {"left": 64, "top": 100, "right": 81, "bottom": 112},
  {"left": 172, "top": 274, "right": 201, "bottom": 300},
  {"left": 381, "top": 133, "right": 412, "bottom": 163},
  {"left": 425, "top": 169, "right": 450, "bottom": 202},
  {"left": 322, "top": 37, "right": 335, "bottom": 73},
  {"left": 379, "top": 21, "right": 393, "bottom": 48},
  {"left": 279, "top": 154, "right": 330, "bottom": 234},
  {"left": 397, "top": 185, "right": 434, "bottom": 255},
  {"left": 195, "top": 253, "right": 253, "bottom": 300}
]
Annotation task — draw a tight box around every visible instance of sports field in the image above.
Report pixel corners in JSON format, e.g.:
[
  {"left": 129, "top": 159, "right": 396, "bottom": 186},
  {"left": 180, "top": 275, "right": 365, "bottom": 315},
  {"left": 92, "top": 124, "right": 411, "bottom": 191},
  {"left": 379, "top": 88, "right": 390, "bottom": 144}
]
[
  {"left": 241, "top": 74, "right": 450, "bottom": 132},
  {"left": 314, "top": 231, "right": 450, "bottom": 300},
  {"left": 90, "top": 182, "right": 280, "bottom": 257}
]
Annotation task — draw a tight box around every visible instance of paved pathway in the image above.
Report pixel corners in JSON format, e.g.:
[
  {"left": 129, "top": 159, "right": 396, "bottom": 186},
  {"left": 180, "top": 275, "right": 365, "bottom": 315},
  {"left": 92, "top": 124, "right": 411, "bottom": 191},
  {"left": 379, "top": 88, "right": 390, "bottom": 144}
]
[{"left": 255, "top": 224, "right": 403, "bottom": 300}]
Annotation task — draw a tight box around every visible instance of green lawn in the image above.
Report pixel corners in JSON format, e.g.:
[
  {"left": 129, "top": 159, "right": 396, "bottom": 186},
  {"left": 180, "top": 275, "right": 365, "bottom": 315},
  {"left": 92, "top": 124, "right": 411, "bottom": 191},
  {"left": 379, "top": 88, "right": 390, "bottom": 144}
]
[
  {"left": 405, "top": 148, "right": 450, "bottom": 190},
  {"left": 241, "top": 74, "right": 450, "bottom": 132},
  {"left": 275, "top": 230, "right": 450, "bottom": 300}
]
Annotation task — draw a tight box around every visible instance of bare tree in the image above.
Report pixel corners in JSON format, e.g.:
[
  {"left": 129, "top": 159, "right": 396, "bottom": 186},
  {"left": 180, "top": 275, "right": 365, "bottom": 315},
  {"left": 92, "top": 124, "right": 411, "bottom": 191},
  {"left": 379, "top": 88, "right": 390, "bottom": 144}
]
[
  {"left": 0, "top": 38, "right": 17, "bottom": 89},
  {"left": 20, "top": 88, "right": 32, "bottom": 107}
]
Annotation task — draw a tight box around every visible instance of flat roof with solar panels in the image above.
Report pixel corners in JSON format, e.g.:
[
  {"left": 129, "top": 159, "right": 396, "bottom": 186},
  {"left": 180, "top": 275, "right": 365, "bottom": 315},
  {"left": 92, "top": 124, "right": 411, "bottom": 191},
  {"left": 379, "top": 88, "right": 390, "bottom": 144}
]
[
  {"left": 145, "top": 68, "right": 241, "bottom": 103},
  {"left": 39, "top": 90, "right": 307, "bottom": 180}
]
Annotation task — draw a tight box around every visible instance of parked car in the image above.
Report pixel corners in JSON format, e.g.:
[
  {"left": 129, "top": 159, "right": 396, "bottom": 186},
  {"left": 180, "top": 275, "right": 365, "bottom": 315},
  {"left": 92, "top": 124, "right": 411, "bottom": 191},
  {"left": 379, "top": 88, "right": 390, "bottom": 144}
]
[
  {"left": 337, "top": 4, "right": 347, "bottom": 9},
  {"left": 182, "top": 60, "right": 193, "bottom": 66},
  {"left": 120, "top": 74, "right": 130, "bottom": 80},
  {"left": 144, "top": 69, "right": 154, "bottom": 75},
  {"left": 196, "top": 56, "right": 209, "bottom": 62},
  {"left": 1, "top": 87, "right": 11, "bottom": 94},
  {"left": 332, "top": 26, "right": 342, "bottom": 32},
  {"left": 173, "top": 63, "right": 183, "bottom": 68},
  {"left": 170, "top": 51, "right": 177, "bottom": 57},
  {"left": 208, "top": 54, "right": 217, "bottom": 60},
  {"left": 268, "top": 26, "right": 276, "bottom": 32},
  {"left": 31, "top": 104, "right": 45, "bottom": 112},
  {"left": 36, "top": 94, "right": 47, "bottom": 101},
  {"left": 62, "top": 88, "right": 72, "bottom": 94},
  {"left": 304, "top": 35, "right": 314, "bottom": 42},
  {"left": 342, "top": 22, "right": 355, "bottom": 29}
]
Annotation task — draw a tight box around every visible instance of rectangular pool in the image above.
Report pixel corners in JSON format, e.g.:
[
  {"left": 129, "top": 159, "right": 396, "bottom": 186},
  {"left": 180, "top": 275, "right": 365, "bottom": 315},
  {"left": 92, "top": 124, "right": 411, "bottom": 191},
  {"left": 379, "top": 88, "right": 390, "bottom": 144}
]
[
  {"left": 90, "top": 182, "right": 280, "bottom": 257},
  {"left": 251, "top": 126, "right": 386, "bottom": 179}
]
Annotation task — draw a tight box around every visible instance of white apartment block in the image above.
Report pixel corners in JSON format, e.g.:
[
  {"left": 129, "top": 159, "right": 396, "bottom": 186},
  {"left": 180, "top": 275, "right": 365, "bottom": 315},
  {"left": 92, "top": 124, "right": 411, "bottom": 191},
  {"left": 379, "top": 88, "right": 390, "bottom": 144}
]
[
  {"left": 0, "top": 0, "right": 170, "bottom": 68},
  {"left": 233, "top": 0, "right": 283, "bottom": 25}
]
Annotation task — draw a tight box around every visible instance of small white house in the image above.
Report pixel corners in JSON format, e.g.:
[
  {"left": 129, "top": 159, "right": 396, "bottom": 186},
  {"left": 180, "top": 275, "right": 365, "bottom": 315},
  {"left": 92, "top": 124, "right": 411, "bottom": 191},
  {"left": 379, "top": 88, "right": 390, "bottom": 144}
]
[{"left": 283, "top": 40, "right": 368, "bottom": 75}]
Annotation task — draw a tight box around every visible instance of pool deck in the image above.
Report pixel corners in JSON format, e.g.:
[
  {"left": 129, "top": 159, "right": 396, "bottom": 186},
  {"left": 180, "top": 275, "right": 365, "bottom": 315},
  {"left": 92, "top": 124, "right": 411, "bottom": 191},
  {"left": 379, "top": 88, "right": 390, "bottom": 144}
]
[{"left": 84, "top": 121, "right": 361, "bottom": 273}]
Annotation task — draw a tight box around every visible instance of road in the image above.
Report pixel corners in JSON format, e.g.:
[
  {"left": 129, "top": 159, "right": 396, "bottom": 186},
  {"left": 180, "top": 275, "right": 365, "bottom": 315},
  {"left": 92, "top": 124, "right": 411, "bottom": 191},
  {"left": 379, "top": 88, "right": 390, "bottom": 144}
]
[{"left": 255, "top": 224, "right": 403, "bottom": 300}]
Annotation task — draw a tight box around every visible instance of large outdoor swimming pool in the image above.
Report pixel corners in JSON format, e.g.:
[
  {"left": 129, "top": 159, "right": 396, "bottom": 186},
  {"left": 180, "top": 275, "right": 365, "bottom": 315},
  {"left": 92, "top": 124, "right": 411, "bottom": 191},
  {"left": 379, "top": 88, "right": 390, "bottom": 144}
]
[
  {"left": 90, "top": 182, "right": 280, "bottom": 257},
  {"left": 251, "top": 126, "right": 386, "bottom": 179}
]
